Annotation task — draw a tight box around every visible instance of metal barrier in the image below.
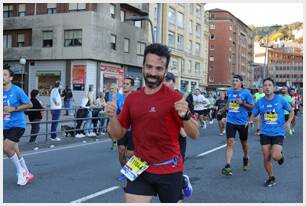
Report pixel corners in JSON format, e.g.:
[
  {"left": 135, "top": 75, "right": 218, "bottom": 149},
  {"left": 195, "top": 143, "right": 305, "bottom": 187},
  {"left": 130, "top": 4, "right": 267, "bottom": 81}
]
[{"left": 24, "top": 106, "right": 108, "bottom": 143}]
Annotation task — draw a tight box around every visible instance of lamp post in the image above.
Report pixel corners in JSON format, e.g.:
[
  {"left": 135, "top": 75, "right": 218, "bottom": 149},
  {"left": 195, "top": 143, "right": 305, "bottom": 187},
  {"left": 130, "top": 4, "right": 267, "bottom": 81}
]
[
  {"left": 19, "top": 57, "right": 26, "bottom": 89},
  {"left": 125, "top": 16, "right": 155, "bottom": 43}
]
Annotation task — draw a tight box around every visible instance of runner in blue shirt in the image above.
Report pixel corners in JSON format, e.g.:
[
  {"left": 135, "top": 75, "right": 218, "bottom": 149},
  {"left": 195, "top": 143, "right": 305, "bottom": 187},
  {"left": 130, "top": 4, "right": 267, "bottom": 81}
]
[
  {"left": 219, "top": 74, "right": 254, "bottom": 176},
  {"left": 248, "top": 77, "right": 294, "bottom": 187},
  {"left": 3, "top": 64, "right": 34, "bottom": 186}
]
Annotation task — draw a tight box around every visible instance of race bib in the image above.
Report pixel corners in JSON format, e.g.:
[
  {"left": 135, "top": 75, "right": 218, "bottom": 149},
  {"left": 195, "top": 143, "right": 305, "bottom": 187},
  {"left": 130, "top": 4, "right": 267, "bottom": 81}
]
[
  {"left": 229, "top": 101, "right": 239, "bottom": 112},
  {"left": 120, "top": 155, "right": 149, "bottom": 181},
  {"left": 264, "top": 112, "right": 278, "bottom": 124}
]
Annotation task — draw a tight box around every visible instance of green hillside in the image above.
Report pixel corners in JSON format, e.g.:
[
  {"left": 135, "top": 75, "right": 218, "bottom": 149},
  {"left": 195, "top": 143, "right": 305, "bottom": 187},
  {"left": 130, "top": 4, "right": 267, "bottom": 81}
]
[{"left": 249, "top": 22, "right": 303, "bottom": 44}]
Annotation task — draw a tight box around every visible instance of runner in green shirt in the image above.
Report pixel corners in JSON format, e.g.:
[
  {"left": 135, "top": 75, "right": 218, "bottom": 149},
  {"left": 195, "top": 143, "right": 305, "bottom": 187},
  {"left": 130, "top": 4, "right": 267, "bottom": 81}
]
[{"left": 254, "top": 87, "right": 265, "bottom": 136}]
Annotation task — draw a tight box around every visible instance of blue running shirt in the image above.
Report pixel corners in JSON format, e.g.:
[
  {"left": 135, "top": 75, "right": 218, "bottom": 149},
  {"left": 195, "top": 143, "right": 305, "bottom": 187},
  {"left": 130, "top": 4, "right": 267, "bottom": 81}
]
[
  {"left": 252, "top": 95, "right": 292, "bottom": 136},
  {"left": 226, "top": 88, "right": 254, "bottom": 125},
  {"left": 3, "top": 85, "right": 31, "bottom": 129}
]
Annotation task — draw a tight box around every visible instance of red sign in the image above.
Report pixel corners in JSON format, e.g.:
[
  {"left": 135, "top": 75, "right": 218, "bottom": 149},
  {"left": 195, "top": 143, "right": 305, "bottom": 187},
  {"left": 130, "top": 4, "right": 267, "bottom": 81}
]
[
  {"left": 72, "top": 65, "right": 86, "bottom": 90},
  {"left": 101, "top": 66, "right": 124, "bottom": 87}
]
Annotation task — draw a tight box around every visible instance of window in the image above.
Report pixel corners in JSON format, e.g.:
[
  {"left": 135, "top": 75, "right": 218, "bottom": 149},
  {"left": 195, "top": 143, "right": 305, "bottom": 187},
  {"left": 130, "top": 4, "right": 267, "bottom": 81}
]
[
  {"left": 210, "top": 34, "right": 215, "bottom": 40},
  {"left": 209, "top": 56, "right": 215, "bottom": 61},
  {"left": 18, "top": 4, "right": 26, "bottom": 16},
  {"left": 189, "top": 20, "right": 193, "bottom": 34},
  {"left": 110, "top": 4, "right": 115, "bottom": 18},
  {"left": 209, "top": 66, "right": 215, "bottom": 72},
  {"left": 196, "top": 23, "right": 201, "bottom": 37},
  {"left": 69, "top": 3, "right": 86, "bottom": 12},
  {"left": 3, "top": 34, "right": 12, "bottom": 48},
  {"left": 195, "top": 4, "right": 201, "bottom": 18},
  {"left": 181, "top": 59, "right": 185, "bottom": 72},
  {"left": 64, "top": 30, "right": 82, "bottom": 47},
  {"left": 209, "top": 76, "right": 214, "bottom": 82},
  {"left": 134, "top": 21, "right": 142, "bottom": 28},
  {"left": 189, "top": 4, "right": 193, "bottom": 15},
  {"left": 43, "top": 31, "right": 53, "bottom": 47},
  {"left": 195, "top": 43, "right": 200, "bottom": 55},
  {"left": 137, "top": 42, "right": 146, "bottom": 55},
  {"left": 210, "top": 45, "right": 215, "bottom": 50},
  {"left": 189, "top": 60, "right": 192, "bottom": 72},
  {"left": 177, "top": 12, "right": 184, "bottom": 28},
  {"left": 17, "top": 33, "right": 25, "bottom": 47},
  {"left": 120, "top": 10, "right": 125, "bottom": 22},
  {"left": 168, "top": 31, "right": 175, "bottom": 47},
  {"left": 4, "top": 4, "right": 14, "bottom": 17},
  {"left": 210, "top": 24, "right": 215, "bottom": 29},
  {"left": 189, "top": 40, "right": 192, "bottom": 54},
  {"left": 177, "top": 34, "right": 184, "bottom": 50},
  {"left": 123, "top": 38, "right": 129, "bottom": 53},
  {"left": 47, "top": 3, "right": 56, "bottom": 14},
  {"left": 110, "top": 34, "right": 116, "bottom": 50},
  {"left": 229, "top": 25, "right": 233, "bottom": 30},
  {"left": 171, "top": 59, "right": 178, "bottom": 71},
  {"left": 210, "top": 13, "right": 216, "bottom": 20},
  {"left": 168, "top": 7, "right": 176, "bottom": 24},
  {"left": 195, "top": 62, "right": 200, "bottom": 74}
]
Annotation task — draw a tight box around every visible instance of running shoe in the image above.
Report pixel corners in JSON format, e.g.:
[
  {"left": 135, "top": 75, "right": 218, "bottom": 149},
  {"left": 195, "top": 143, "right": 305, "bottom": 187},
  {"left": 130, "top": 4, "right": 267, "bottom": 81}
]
[
  {"left": 277, "top": 152, "right": 285, "bottom": 165},
  {"left": 243, "top": 157, "right": 249, "bottom": 171},
  {"left": 288, "top": 129, "right": 293, "bottom": 136},
  {"left": 255, "top": 129, "right": 261, "bottom": 136},
  {"left": 25, "top": 170, "right": 34, "bottom": 183},
  {"left": 264, "top": 176, "right": 276, "bottom": 187},
  {"left": 182, "top": 174, "right": 193, "bottom": 198},
  {"left": 17, "top": 171, "right": 28, "bottom": 186},
  {"left": 221, "top": 166, "right": 232, "bottom": 176}
]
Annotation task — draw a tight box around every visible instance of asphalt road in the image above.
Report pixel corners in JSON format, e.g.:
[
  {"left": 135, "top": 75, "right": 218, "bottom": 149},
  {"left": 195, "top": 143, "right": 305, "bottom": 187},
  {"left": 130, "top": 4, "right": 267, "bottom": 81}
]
[{"left": 3, "top": 115, "right": 303, "bottom": 203}]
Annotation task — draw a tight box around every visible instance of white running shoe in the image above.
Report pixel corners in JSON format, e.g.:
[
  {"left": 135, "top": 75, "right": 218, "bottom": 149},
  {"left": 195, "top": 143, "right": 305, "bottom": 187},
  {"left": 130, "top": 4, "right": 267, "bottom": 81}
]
[
  {"left": 209, "top": 120, "right": 214, "bottom": 124},
  {"left": 17, "top": 171, "right": 28, "bottom": 186},
  {"left": 90, "top": 132, "right": 96, "bottom": 137}
]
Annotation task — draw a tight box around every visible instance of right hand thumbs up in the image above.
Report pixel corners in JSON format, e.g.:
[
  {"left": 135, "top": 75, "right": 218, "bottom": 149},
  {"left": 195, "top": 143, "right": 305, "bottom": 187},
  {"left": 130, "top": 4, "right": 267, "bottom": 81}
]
[{"left": 105, "top": 94, "right": 118, "bottom": 119}]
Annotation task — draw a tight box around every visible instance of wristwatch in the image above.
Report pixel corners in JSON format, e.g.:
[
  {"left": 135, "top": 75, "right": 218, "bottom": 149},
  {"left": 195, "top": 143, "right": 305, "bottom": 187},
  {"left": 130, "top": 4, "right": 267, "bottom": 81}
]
[
  {"left": 14, "top": 106, "right": 18, "bottom": 111},
  {"left": 180, "top": 111, "right": 192, "bottom": 121}
]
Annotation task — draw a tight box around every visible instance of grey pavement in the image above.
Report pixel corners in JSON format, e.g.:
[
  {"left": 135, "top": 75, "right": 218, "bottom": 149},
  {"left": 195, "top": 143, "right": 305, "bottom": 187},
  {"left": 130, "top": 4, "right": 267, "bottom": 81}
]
[{"left": 3, "top": 114, "right": 303, "bottom": 203}]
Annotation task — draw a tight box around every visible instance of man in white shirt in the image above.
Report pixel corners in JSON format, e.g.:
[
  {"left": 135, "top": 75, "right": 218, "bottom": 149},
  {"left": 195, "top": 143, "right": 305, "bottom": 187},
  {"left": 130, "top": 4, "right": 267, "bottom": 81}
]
[
  {"left": 193, "top": 88, "right": 209, "bottom": 129},
  {"left": 50, "top": 81, "right": 62, "bottom": 141}
]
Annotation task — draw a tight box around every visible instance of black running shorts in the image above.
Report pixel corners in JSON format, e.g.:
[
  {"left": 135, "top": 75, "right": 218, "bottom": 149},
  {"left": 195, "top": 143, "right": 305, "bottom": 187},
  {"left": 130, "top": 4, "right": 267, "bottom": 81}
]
[
  {"left": 124, "top": 171, "right": 183, "bottom": 203},
  {"left": 260, "top": 134, "right": 284, "bottom": 146},
  {"left": 216, "top": 113, "right": 226, "bottom": 121},
  {"left": 117, "top": 131, "right": 134, "bottom": 150},
  {"left": 226, "top": 122, "right": 248, "bottom": 140},
  {"left": 284, "top": 114, "right": 289, "bottom": 121},
  {"left": 4, "top": 127, "right": 25, "bottom": 143}
]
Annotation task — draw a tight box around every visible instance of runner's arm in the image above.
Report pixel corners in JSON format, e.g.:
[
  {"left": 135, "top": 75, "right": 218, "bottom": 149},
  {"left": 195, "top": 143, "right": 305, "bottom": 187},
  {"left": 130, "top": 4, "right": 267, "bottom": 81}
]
[
  {"left": 107, "top": 117, "right": 127, "bottom": 140},
  {"left": 183, "top": 118, "right": 200, "bottom": 140}
]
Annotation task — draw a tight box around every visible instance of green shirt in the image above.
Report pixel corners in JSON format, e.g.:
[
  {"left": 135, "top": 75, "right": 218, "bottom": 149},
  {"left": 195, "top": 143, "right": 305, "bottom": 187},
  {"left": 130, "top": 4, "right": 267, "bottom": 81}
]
[
  {"left": 282, "top": 95, "right": 293, "bottom": 115},
  {"left": 254, "top": 92, "right": 265, "bottom": 101}
]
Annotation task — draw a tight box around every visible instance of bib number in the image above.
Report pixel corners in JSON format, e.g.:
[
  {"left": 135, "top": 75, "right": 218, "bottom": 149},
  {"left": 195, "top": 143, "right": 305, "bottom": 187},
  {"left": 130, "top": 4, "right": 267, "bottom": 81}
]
[{"left": 120, "top": 155, "right": 149, "bottom": 181}]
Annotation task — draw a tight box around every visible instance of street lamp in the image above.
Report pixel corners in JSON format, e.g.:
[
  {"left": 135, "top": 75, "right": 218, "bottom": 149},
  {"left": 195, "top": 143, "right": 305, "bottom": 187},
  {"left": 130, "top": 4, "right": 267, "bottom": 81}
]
[
  {"left": 19, "top": 57, "right": 26, "bottom": 89},
  {"left": 125, "top": 16, "right": 155, "bottom": 43}
]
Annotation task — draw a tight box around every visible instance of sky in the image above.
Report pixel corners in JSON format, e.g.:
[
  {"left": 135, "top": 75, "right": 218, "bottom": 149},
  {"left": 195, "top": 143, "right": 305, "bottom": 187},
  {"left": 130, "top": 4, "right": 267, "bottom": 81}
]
[{"left": 204, "top": 3, "right": 303, "bottom": 27}]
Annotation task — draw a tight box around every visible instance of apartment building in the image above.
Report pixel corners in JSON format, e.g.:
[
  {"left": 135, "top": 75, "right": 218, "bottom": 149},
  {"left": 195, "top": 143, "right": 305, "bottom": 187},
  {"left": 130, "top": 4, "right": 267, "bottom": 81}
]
[
  {"left": 149, "top": 3, "right": 209, "bottom": 92},
  {"left": 3, "top": 3, "right": 149, "bottom": 105},
  {"left": 207, "top": 9, "right": 254, "bottom": 90}
]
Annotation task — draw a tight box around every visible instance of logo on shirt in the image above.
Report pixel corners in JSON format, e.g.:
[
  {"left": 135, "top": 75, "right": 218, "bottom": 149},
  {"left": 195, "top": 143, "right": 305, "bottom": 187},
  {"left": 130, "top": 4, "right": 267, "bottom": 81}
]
[{"left": 149, "top": 107, "right": 156, "bottom": 113}]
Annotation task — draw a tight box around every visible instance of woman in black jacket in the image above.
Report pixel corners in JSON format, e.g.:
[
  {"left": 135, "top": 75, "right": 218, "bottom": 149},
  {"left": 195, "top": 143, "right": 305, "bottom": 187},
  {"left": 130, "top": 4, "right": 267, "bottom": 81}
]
[{"left": 27, "top": 89, "right": 44, "bottom": 143}]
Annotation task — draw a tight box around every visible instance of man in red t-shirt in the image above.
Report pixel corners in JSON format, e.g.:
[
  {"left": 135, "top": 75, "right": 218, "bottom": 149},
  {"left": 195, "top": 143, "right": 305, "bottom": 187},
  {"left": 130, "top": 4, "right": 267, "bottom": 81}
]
[{"left": 105, "top": 43, "right": 200, "bottom": 203}]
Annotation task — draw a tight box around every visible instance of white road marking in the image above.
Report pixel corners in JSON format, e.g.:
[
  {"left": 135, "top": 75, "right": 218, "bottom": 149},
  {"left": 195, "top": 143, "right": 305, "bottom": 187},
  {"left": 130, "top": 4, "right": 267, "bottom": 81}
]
[
  {"left": 3, "top": 139, "right": 111, "bottom": 160},
  {"left": 70, "top": 186, "right": 120, "bottom": 203},
  {"left": 196, "top": 144, "right": 227, "bottom": 157}
]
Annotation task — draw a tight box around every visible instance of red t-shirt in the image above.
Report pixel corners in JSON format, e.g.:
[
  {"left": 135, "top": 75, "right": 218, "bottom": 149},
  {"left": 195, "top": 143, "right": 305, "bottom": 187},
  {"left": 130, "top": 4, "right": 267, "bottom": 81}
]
[{"left": 118, "top": 85, "right": 184, "bottom": 174}]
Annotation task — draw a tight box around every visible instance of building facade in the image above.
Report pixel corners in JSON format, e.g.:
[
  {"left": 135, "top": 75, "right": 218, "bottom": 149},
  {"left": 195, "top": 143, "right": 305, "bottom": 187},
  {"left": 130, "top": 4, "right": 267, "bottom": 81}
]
[
  {"left": 3, "top": 3, "right": 149, "bottom": 105},
  {"left": 149, "top": 3, "right": 208, "bottom": 93},
  {"left": 207, "top": 9, "right": 254, "bottom": 91},
  {"left": 254, "top": 42, "right": 303, "bottom": 88}
]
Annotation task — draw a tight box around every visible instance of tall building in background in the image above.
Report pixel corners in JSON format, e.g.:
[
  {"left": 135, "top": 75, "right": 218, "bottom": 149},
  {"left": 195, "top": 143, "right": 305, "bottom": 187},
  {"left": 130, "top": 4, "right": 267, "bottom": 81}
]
[
  {"left": 149, "top": 3, "right": 208, "bottom": 92},
  {"left": 3, "top": 3, "right": 149, "bottom": 105},
  {"left": 207, "top": 9, "right": 254, "bottom": 91}
]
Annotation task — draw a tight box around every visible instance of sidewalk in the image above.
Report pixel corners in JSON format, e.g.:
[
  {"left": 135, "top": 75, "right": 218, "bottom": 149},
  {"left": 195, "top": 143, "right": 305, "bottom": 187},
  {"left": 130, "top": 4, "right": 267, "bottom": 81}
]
[{"left": 19, "top": 112, "right": 110, "bottom": 152}]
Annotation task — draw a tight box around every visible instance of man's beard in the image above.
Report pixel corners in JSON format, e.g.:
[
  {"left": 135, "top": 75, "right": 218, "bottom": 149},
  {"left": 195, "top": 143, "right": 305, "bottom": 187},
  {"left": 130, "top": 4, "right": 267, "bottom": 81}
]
[{"left": 144, "top": 74, "right": 164, "bottom": 89}]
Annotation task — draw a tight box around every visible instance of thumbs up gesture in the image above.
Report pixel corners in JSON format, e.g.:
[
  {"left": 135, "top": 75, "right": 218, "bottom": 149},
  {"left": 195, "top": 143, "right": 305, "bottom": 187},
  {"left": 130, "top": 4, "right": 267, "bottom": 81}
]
[
  {"left": 174, "top": 93, "right": 189, "bottom": 118},
  {"left": 105, "top": 93, "right": 117, "bottom": 119}
]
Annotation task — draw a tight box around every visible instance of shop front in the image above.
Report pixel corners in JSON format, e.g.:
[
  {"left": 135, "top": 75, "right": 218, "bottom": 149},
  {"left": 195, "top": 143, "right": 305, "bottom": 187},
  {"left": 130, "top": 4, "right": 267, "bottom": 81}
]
[{"left": 101, "top": 65, "right": 124, "bottom": 90}]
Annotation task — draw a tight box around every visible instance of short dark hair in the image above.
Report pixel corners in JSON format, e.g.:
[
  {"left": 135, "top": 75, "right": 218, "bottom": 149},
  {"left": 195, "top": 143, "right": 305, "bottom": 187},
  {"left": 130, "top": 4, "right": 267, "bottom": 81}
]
[
  {"left": 31, "top": 89, "right": 39, "bottom": 98},
  {"left": 263, "top": 77, "right": 274, "bottom": 85},
  {"left": 125, "top": 77, "right": 134, "bottom": 86},
  {"left": 143, "top": 43, "right": 171, "bottom": 69},
  {"left": 165, "top": 72, "right": 176, "bottom": 83},
  {"left": 233, "top": 74, "right": 243, "bottom": 81},
  {"left": 3, "top": 64, "right": 14, "bottom": 77},
  {"left": 54, "top": 80, "right": 61, "bottom": 88}
]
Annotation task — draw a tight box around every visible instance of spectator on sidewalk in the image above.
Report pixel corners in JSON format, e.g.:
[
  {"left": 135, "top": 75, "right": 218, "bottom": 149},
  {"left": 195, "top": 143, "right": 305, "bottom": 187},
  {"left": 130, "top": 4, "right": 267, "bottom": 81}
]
[
  {"left": 61, "top": 85, "right": 73, "bottom": 116},
  {"left": 84, "top": 85, "right": 96, "bottom": 137},
  {"left": 26, "top": 89, "right": 44, "bottom": 143},
  {"left": 95, "top": 92, "right": 107, "bottom": 135},
  {"left": 50, "top": 81, "right": 62, "bottom": 141}
]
